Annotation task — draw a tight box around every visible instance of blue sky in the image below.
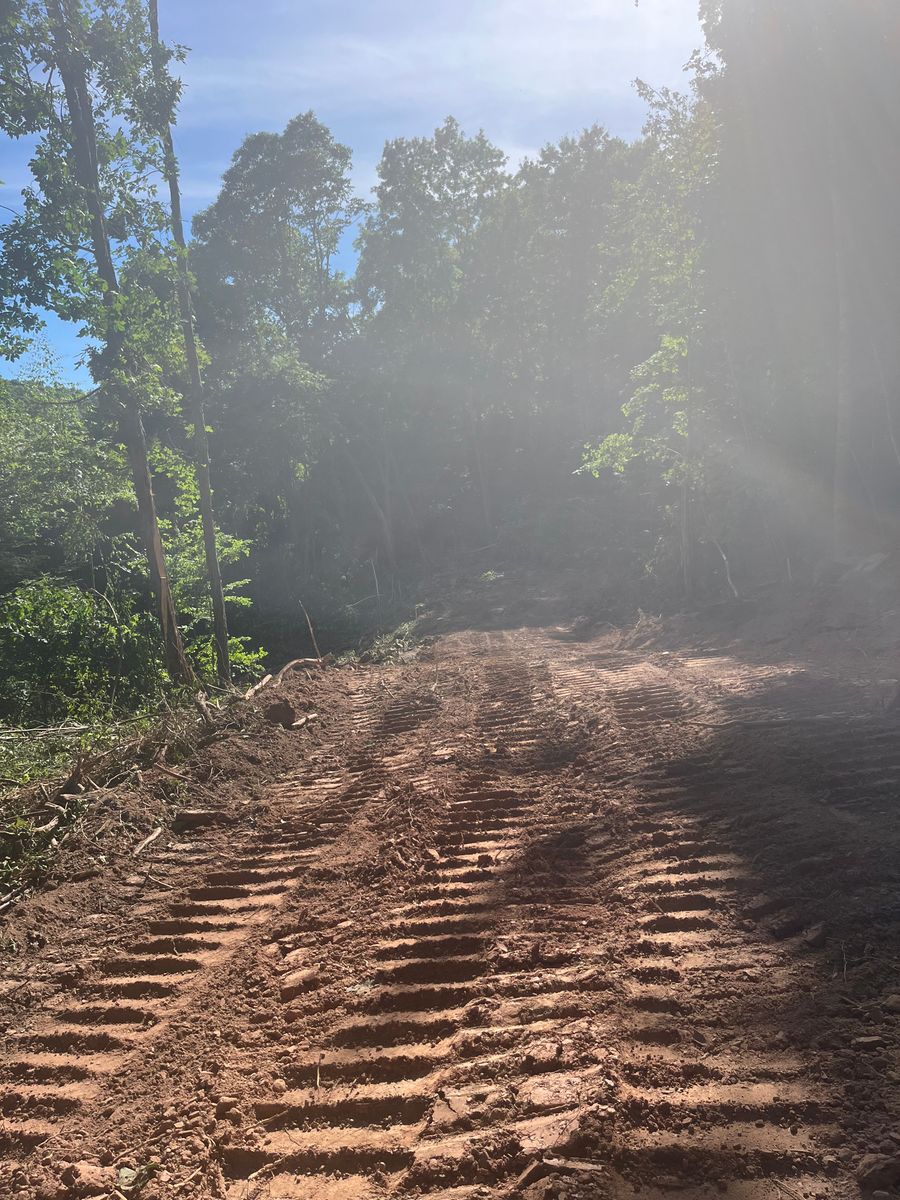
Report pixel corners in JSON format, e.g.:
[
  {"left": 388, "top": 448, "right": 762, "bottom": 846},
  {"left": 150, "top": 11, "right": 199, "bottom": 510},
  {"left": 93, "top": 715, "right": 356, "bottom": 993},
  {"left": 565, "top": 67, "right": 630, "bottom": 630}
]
[{"left": 1, "top": 0, "right": 702, "bottom": 384}]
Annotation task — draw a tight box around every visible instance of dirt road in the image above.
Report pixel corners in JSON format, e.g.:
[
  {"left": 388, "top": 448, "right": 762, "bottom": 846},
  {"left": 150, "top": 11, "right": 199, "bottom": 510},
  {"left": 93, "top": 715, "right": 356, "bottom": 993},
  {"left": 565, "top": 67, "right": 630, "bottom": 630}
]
[{"left": 2, "top": 622, "right": 899, "bottom": 1199}]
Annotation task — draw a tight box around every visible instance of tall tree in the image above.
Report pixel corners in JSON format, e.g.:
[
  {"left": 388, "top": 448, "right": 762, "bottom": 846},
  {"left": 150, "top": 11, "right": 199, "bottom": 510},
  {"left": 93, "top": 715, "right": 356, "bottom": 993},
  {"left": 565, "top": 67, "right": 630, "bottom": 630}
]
[
  {"left": 1, "top": 0, "right": 193, "bottom": 683},
  {"left": 584, "top": 85, "right": 723, "bottom": 598},
  {"left": 189, "top": 113, "right": 358, "bottom": 604},
  {"left": 192, "top": 112, "right": 360, "bottom": 366},
  {"left": 356, "top": 117, "right": 508, "bottom": 321},
  {"left": 147, "top": 0, "right": 230, "bottom": 683},
  {"left": 353, "top": 118, "right": 509, "bottom": 551}
]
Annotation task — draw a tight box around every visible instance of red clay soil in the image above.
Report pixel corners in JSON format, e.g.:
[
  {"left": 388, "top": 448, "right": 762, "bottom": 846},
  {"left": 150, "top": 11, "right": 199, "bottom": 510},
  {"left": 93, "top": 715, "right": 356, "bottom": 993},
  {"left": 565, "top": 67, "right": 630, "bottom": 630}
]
[{"left": 1, "top": 588, "right": 899, "bottom": 1200}]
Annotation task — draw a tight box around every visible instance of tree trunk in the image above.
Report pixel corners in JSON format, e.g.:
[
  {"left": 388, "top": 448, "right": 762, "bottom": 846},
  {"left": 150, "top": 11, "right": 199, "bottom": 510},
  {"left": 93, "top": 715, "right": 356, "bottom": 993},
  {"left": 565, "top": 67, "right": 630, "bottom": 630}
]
[
  {"left": 48, "top": 0, "right": 193, "bottom": 685},
  {"left": 149, "top": 0, "right": 231, "bottom": 684}
]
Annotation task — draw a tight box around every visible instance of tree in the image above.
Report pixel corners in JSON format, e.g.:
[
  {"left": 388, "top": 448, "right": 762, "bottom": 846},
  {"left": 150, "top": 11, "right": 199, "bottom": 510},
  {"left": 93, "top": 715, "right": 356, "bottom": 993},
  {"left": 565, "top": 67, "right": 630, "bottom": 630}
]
[
  {"left": 583, "top": 84, "right": 724, "bottom": 599},
  {"left": 467, "top": 127, "right": 641, "bottom": 495},
  {"left": 1, "top": 0, "right": 193, "bottom": 683},
  {"left": 352, "top": 118, "right": 509, "bottom": 553},
  {"left": 356, "top": 116, "right": 507, "bottom": 321},
  {"left": 146, "top": 0, "right": 230, "bottom": 683},
  {"left": 0, "top": 377, "right": 130, "bottom": 591},
  {"left": 192, "top": 111, "right": 361, "bottom": 367},
  {"left": 189, "top": 112, "right": 359, "bottom": 624}
]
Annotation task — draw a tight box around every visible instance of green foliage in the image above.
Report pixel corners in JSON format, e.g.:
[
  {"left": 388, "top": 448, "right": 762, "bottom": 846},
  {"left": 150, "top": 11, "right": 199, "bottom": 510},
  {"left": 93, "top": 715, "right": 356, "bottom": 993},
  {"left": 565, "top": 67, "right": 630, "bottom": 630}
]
[
  {"left": 0, "top": 796, "right": 73, "bottom": 896},
  {"left": 0, "top": 369, "right": 266, "bottom": 756},
  {"left": 189, "top": 112, "right": 350, "bottom": 563},
  {"left": 192, "top": 111, "right": 362, "bottom": 363},
  {"left": 0, "top": 0, "right": 174, "bottom": 355},
  {"left": 360, "top": 619, "right": 419, "bottom": 665},
  {"left": 2, "top": 0, "right": 238, "bottom": 698},
  {"left": 0, "top": 377, "right": 131, "bottom": 588},
  {"left": 590, "top": 335, "right": 694, "bottom": 480},
  {"left": 581, "top": 80, "right": 729, "bottom": 590},
  {"left": 583, "top": 432, "right": 636, "bottom": 478},
  {"left": 0, "top": 576, "right": 164, "bottom": 725},
  {"left": 148, "top": 444, "right": 265, "bottom": 680},
  {"left": 356, "top": 116, "right": 508, "bottom": 318}
]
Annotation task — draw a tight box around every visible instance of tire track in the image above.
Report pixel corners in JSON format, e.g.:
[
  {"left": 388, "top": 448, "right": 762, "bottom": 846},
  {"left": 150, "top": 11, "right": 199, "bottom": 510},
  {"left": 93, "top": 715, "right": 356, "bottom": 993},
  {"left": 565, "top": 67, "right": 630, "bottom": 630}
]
[
  {"left": 0, "top": 675, "right": 420, "bottom": 1193},
  {"left": 218, "top": 634, "right": 850, "bottom": 1200},
  {"left": 222, "top": 635, "right": 618, "bottom": 1197},
  {"left": 550, "top": 644, "right": 855, "bottom": 1196},
  {"left": 4, "top": 628, "right": 885, "bottom": 1199}
]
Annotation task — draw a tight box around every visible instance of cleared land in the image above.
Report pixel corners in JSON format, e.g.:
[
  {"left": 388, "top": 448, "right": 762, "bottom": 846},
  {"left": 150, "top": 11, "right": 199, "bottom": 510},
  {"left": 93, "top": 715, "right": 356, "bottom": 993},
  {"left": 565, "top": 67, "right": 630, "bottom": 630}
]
[{"left": 1, "top": 609, "right": 899, "bottom": 1199}]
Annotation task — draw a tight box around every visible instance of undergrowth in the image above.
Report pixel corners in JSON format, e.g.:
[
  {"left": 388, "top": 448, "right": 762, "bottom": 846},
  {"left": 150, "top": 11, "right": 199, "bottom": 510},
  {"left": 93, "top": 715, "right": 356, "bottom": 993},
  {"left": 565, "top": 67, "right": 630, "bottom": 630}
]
[
  {"left": 360, "top": 618, "right": 421, "bottom": 663},
  {"left": 332, "top": 616, "right": 423, "bottom": 666},
  {"left": 0, "top": 716, "right": 153, "bottom": 795},
  {"left": 0, "top": 700, "right": 221, "bottom": 905},
  {"left": 0, "top": 607, "right": 425, "bottom": 905}
]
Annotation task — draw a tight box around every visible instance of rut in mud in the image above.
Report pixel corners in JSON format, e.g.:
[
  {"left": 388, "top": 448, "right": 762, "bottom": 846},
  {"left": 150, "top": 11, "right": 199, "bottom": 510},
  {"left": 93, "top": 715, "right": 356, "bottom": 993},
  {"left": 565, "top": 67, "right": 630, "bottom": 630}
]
[{"left": 1, "top": 624, "right": 899, "bottom": 1199}]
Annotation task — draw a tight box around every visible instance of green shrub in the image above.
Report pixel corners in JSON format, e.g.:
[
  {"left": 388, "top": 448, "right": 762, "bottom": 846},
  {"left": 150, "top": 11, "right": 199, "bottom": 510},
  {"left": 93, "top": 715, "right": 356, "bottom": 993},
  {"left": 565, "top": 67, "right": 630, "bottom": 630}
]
[{"left": 0, "top": 577, "right": 164, "bottom": 726}]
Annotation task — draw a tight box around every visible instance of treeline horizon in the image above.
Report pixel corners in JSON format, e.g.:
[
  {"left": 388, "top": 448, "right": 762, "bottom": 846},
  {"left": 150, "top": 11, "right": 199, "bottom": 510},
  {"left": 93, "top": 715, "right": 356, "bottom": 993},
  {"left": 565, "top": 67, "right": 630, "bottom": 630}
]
[{"left": 2, "top": 0, "right": 899, "bottom": 735}]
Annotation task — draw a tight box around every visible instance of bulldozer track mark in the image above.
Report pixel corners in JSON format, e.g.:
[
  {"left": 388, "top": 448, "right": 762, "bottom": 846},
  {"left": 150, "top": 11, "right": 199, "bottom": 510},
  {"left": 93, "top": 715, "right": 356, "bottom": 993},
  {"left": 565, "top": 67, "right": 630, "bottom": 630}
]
[{"left": 3, "top": 629, "right": 895, "bottom": 1198}]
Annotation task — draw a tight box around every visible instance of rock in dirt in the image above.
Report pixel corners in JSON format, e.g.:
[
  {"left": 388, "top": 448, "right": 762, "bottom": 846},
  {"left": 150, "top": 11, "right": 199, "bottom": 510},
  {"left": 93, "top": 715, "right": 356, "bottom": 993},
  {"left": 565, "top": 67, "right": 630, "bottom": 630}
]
[
  {"left": 172, "top": 808, "right": 228, "bottom": 831},
  {"left": 769, "top": 912, "right": 807, "bottom": 940},
  {"left": 515, "top": 1159, "right": 552, "bottom": 1190},
  {"left": 856, "top": 1153, "right": 900, "bottom": 1191},
  {"left": 852, "top": 1036, "right": 886, "bottom": 1051},
  {"left": 803, "top": 922, "right": 828, "bottom": 948},
  {"left": 543, "top": 1156, "right": 608, "bottom": 1176},
  {"left": 263, "top": 699, "right": 298, "bottom": 727},
  {"left": 279, "top": 966, "right": 321, "bottom": 1001},
  {"left": 279, "top": 946, "right": 310, "bottom": 970},
  {"left": 882, "top": 994, "right": 900, "bottom": 1013},
  {"left": 59, "top": 1161, "right": 111, "bottom": 1196}
]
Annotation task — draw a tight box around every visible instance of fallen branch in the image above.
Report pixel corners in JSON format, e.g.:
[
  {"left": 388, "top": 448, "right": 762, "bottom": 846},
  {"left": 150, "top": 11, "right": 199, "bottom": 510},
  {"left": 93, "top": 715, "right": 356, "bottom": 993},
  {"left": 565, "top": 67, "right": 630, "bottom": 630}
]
[
  {"left": 152, "top": 763, "right": 220, "bottom": 804},
  {"left": 31, "top": 815, "right": 59, "bottom": 835},
  {"left": 274, "top": 655, "right": 332, "bottom": 684},
  {"left": 133, "top": 827, "right": 162, "bottom": 856},
  {"left": 141, "top": 872, "right": 174, "bottom": 890},
  {"left": 193, "top": 692, "right": 216, "bottom": 730},
  {"left": 0, "top": 714, "right": 148, "bottom": 739},
  {"left": 0, "top": 889, "right": 26, "bottom": 913},
  {"left": 244, "top": 674, "right": 273, "bottom": 700}
]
